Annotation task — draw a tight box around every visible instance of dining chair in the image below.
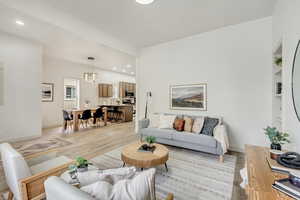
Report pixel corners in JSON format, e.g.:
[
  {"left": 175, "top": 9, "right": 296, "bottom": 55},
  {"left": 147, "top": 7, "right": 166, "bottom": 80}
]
[
  {"left": 79, "top": 109, "right": 92, "bottom": 128},
  {"left": 62, "top": 110, "right": 73, "bottom": 131},
  {"left": 93, "top": 107, "right": 103, "bottom": 126}
]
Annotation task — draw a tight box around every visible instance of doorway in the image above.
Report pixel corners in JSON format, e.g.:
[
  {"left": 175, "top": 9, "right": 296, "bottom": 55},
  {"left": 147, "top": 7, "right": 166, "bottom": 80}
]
[{"left": 64, "top": 78, "right": 80, "bottom": 109}]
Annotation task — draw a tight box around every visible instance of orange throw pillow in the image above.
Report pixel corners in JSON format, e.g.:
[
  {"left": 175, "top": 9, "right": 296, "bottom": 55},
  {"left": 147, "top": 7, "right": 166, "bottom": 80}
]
[{"left": 173, "top": 119, "right": 185, "bottom": 131}]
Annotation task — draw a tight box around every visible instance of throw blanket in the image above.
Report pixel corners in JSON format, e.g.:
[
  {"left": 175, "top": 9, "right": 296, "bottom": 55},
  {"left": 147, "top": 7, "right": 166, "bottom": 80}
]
[
  {"left": 214, "top": 125, "right": 229, "bottom": 154},
  {"left": 80, "top": 168, "right": 156, "bottom": 200}
]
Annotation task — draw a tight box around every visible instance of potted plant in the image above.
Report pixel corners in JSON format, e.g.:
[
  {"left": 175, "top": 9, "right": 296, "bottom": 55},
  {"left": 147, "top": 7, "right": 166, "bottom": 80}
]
[
  {"left": 264, "top": 126, "right": 290, "bottom": 150},
  {"left": 275, "top": 57, "right": 282, "bottom": 67},
  {"left": 75, "top": 157, "right": 92, "bottom": 172},
  {"left": 145, "top": 136, "right": 156, "bottom": 147}
]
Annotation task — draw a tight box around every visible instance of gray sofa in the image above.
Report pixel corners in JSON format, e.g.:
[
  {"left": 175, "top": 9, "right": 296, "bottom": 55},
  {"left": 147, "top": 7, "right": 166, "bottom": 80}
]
[{"left": 138, "top": 114, "right": 226, "bottom": 162}]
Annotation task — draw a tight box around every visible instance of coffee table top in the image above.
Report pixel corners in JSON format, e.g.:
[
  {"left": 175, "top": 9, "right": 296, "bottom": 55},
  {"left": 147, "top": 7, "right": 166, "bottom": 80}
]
[{"left": 121, "top": 142, "right": 169, "bottom": 168}]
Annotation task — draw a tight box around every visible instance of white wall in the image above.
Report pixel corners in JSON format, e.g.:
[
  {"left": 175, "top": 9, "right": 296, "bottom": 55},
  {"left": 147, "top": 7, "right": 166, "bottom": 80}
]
[
  {"left": 42, "top": 57, "right": 135, "bottom": 128},
  {"left": 273, "top": 0, "right": 300, "bottom": 151},
  {"left": 0, "top": 32, "right": 42, "bottom": 142},
  {"left": 137, "top": 17, "right": 273, "bottom": 151}
]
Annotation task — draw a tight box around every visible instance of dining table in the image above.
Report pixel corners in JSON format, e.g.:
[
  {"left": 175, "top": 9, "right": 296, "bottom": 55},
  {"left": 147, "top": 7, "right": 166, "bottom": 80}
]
[{"left": 64, "top": 107, "right": 108, "bottom": 131}]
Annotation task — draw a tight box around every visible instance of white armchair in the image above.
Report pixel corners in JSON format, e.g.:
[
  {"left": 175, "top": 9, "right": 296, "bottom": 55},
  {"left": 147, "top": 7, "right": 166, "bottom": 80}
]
[
  {"left": 0, "top": 143, "right": 73, "bottom": 200},
  {"left": 45, "top": 176, "right": 174, "bottom": 200}
]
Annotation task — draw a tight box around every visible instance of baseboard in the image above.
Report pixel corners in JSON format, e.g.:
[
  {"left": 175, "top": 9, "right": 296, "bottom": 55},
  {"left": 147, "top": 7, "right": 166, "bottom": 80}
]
[
  {"left": 42, "top": 124, "right": 63, "bottom": 129},
  {"left": 229, "top": 146, "right": 244, "bottom": 153}
]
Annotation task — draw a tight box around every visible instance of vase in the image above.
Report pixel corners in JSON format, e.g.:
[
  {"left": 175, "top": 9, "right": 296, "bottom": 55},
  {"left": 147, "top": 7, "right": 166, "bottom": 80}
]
[
  {"left": 77, "top": 165, "right": 88, "bottom": 172},
  {"left": 271, "top": 143, "right": 282, "bottom": 151}
]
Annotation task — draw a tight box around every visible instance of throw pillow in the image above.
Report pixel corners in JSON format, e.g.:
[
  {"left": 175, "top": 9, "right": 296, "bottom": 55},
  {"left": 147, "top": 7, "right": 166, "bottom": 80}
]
[
  {"left": 62, "top": 167, "right": 136, "bottom": 187},
  {"left": 173, "top": 118, "right": 185, "bottom": 131},
  {"left": 201, "top": 117, "right": 219, "bottom": 136},
  {"left": 184, "top": 117, "right": 194, "bottom": 132},
  {"left": 81, "top": 181, "right": 112, "bottom": 200},
  {"left": 98, "top": 167, "right": 137, "bottom": 185},
  {"left": 149, "top": 114, "right": 160, "bottom": 128},
  {"left": 192, "top": 117, "right": 205, "bottom": 133},
  {"left": 158, "top": 115, "right": 176, "bottom": 129},
  {"left": 80, "top": 168, "right": 156, "bottom": 200}
]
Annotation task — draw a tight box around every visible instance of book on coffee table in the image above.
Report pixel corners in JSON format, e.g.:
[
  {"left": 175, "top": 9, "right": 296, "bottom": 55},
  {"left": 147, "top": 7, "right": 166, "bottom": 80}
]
[
  {"left": 266, "top": 156, "right": 300, "bottom": 175},
  {"left": 273, "top": 178, "right": 300, "bottom": 200}
]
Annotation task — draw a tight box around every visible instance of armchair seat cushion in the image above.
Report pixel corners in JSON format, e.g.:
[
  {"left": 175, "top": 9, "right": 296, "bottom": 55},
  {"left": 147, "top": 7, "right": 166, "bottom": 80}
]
[
  {"left": 30, "top": 156, "right": 72, "bottom": 174},
  {"left": 172, "top": 132, "right": 217, "bottom": 148}
]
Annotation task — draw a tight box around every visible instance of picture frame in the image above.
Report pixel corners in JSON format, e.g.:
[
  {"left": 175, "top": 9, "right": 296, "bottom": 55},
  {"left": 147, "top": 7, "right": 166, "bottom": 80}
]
[
  {"left": 42, "top": 83, "right": 54, "bottom": 102},
  {"left": 170, "top": 83, "right": 207, "bottom": 111}
]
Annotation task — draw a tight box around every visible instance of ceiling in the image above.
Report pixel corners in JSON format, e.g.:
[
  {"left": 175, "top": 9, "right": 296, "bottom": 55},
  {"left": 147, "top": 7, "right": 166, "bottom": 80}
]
[
  {"left": 0, "top": 4, "right": 137, "bottom": 75},
  {"left": 0, "top": 0, "right": 276, "bottom": 48},
  {"left": 0, "top": 0, "right": 277, "bottom": 74}
]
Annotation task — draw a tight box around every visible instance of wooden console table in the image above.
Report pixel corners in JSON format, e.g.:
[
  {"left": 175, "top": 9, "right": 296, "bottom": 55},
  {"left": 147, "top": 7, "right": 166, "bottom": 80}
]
[{"left": 245, "top": 145, "right": 292, "bottom": 200}]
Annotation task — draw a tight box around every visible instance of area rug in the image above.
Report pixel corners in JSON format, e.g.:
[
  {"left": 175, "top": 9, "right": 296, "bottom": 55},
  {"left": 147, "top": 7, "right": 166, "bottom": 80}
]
[
  {"left": 12, "top": 137, "right": 72, "bottom": 157},
  {"left": 91, "top": 146, "right": 237, "bottom": 200}
]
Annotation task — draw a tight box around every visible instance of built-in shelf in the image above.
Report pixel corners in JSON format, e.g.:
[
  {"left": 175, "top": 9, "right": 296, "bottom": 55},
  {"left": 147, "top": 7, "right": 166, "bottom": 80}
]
[
  {"left": 274, "top": 68, "right": 282, "bottom": 75},
  {"left": 272, "top": 40, "right": 283, "bottom": 131},
  {"left": 273, "top": 42, "right": 282, "bottom": 56}
]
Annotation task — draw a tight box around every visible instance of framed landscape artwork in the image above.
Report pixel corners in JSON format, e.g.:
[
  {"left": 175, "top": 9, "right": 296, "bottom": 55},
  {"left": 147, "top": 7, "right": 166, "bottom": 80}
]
[
  {"left": 42, "top": 83, "right": 54, "bottom": 102},
  {"left": 170, "top": 84, "right": 207, "bottom": 111}
]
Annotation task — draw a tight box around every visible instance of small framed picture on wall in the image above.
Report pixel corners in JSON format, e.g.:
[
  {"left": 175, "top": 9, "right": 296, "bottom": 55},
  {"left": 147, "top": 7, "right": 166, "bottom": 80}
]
[
  {"left": 170, "top": 83, "right": 207, "bottom": 111},
  {"left": 42, "top": 83, "right": 54, "bottom": 102}
]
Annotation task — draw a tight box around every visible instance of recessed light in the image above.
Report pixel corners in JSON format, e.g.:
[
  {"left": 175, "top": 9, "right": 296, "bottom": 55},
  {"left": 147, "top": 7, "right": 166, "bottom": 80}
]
[
  {"left": 15, "top": 20, "right": 25, "bottom": 26},
  {"left": 136, "top": 0, "right": 154, "bottom": 5},
  {"left": 131, "top": 72, "right": 135, "bottom": 75},
  {"left": 112, "top": 67, "right": 117, "bottom": 71},
  {"left": 126, "top": 64, "right": 132, "bottom": 68},
  {"left": 122, "top": 69, "right": 126, "bottom": 73}
]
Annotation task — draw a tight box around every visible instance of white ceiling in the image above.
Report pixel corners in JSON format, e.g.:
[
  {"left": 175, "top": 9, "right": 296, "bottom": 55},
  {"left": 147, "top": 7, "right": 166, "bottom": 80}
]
[
  {"left": 0, "top": 0, "right": 276, "bottom": 74},
  {"left": 0, "top": 4, "right": 137, "bottom": 75},
  {"left": 0, "top": 0, "right": 276, "bottom": 48}
]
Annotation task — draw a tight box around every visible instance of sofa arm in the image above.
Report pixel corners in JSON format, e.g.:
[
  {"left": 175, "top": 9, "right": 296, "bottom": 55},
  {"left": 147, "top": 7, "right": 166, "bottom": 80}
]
[
  {"left": 214, "top": 125, "right": 229, "bottom": 155},
  {"left": 45, "top": 176, "right": 95, "bottom": 200},
  {"left": 138, "top": 118, "right": 150, "bottom": 130}
]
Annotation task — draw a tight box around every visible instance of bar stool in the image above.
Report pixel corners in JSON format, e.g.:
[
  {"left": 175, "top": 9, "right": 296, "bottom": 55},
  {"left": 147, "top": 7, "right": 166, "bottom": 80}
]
[{"left": 93, "top": 107, "right": 104, "bottom": 126}]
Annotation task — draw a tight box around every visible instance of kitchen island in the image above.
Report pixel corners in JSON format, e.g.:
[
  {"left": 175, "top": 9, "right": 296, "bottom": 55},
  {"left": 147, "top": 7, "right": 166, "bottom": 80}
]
[{"left": 99, "top": 105, "right": 133, "bottom": 122}]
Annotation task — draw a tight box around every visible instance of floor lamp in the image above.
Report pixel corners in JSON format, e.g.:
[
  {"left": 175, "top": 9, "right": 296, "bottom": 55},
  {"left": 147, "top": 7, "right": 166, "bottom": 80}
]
[{"left": 145, "top": 91, "right": 152, "bottom": 119}]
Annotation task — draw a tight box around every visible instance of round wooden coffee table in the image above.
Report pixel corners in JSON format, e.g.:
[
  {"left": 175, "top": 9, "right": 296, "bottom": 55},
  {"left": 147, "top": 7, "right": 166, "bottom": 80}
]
[{"left": 121, "top": 142, "right": 169, "bottom": 171}]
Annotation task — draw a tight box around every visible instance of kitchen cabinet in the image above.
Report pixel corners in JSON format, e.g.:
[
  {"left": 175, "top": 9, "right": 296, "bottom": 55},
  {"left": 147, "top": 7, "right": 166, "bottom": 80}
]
[{"left": 99, "top": 84, "right": 113, "bottom": 97}]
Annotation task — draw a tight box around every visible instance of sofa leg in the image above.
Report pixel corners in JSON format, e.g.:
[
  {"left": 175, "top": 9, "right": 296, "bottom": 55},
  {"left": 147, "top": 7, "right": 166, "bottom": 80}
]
[
  {"left": 140, "top": 135, "right": 143, "bottom": 142},
  {"left": 219, "top": 155, "right": 224, "bottom": 163}
]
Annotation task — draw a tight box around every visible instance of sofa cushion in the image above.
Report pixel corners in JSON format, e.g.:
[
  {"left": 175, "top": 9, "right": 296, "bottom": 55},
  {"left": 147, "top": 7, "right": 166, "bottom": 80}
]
[
  {"left": 140, "top": 128, "right": 174, "bottom": 139},
  {"left": 158, "top": 115, "right": 176, "bottom": 129},
  {"left": 201, "top": 117, "right": 219, "bottom": 136},
  {"left": 173, "top": 119, "right": 185, "bottom": 131},
  {"left": 192, "top": 117, "right": 205, "bottom": 133},
  {"left": 149, "top": 114, "right": 160, "bottom": 128},
  {"left": 172, "top": 132, "right": 217, "bottom": 148},
  {"left": 184, "top": 117, "right": 194, "bottom": 132}
]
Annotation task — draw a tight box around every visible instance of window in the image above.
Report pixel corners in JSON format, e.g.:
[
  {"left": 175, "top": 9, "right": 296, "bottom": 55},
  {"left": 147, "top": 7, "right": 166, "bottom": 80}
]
[{"left": 64, "top": 85, "right": 77, "bottom": 100}]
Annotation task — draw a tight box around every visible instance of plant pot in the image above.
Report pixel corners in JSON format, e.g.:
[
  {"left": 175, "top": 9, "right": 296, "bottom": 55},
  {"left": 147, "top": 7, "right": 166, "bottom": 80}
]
[
  {"left": 77, "top": 165, "right": 88, "bottom": 172},
  {"left": 148, "top": 143, "right": 153, "bottom": 148},
  {"left": 271, "top": 143, "right": 282, "bottom": 151}
]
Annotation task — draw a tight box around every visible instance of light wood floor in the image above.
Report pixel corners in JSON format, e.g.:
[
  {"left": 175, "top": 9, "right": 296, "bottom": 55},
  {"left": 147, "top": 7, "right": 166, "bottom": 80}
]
[{"left": 1, "top": 122, "right": 246, "bottom": 200}]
